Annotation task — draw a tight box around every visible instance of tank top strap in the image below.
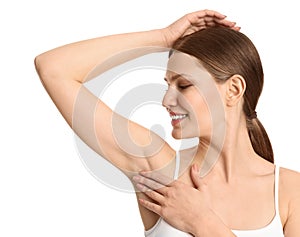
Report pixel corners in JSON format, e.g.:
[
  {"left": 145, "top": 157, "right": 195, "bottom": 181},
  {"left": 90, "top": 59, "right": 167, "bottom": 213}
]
[
  {"left": 174, "top": 151, "right": 180, "bottom": 180},
  {"left": 274, "top": 165, "right": 280, "bottom": 214}
]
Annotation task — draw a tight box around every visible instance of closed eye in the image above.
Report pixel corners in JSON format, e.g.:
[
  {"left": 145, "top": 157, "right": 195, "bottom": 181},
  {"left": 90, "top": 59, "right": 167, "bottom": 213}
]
[{"left": 178, "top": 85, "right": 191, "bottom": 89}]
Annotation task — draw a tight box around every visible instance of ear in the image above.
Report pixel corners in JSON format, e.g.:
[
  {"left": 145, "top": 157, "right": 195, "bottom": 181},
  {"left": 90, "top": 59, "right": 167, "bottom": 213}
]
[{"left": 226, "top": 74, "right": 246, "bottom": 106}]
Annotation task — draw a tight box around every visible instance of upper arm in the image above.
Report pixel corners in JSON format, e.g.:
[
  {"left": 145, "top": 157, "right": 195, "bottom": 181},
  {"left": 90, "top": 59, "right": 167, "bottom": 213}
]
[
  {"left": 73, "top": 83, "right": 171, "bottom": 172},
  {"left": 35, "top": 55, "right": 173, "bottom": 174},
  {"left": 284, "top": 197, "right": 300, "bottom": 236},
  {"left": 281, "top": 169, "right": 300, "bottom": 236}
]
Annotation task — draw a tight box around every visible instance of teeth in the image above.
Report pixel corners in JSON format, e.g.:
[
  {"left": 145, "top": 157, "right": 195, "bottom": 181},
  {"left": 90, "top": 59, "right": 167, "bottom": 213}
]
[{"left": 171, "top": 114, "right": 187, "bottom": 120}]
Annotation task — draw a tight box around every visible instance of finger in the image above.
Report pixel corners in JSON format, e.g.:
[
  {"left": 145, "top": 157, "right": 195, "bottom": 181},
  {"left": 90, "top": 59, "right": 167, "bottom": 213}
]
[
  {"left": 201, "top": 17, "right": 236, "bottom": 27},
  {"left": 139, "top": 170, "right": 173, "bottom": 186},
  {"left": 191, "top": 164, "right": 205, "bottom": 190},
  {"left": 187, "top": 11, "right": 226, "bottom": 26},
  {"left": 136, "top": 183, "right": 165, "bottom": 204},
  {"left": 193, "top": 9, "right": 227, "bottom": 19},
  {"left": 191, "top": 19, "right": 236, "bottom": 31},
  {"left": 215, "top": 19, "right": 236, "bottom": 27},
  {"left": 232, "top": 26, "right": 241, "bottom": 31},
  {"left": 204, "top": 9, "right": 227, "bottom": 19},
  {"left": 139, "top": 198, "right": 162, "bottom": 216},
  {"left": 190, "top": 16, "right": 223, "bottom": 26},
  {"left": 133, "top": 175, "right": 166, "bottom": 191}
]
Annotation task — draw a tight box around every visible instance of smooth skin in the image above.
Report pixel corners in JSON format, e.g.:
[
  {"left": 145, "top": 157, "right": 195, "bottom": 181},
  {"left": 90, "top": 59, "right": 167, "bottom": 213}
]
[
  {"left": 135, "top": 55, "right": 300, "bottom": 236},
  {"left": 135, "top": 65, "right": 300, "bottom": 236},
  {"left": 135, "top": 164, "right": 300, "bottom": 236},
  {"left": 35, "top": 9, "right": 300, "bottom": 237}
]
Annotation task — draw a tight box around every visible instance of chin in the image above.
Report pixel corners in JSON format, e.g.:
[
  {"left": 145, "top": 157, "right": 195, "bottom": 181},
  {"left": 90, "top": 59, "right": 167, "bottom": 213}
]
[
  {"left": 172, "top": 134, "right": 182, "bottom": 140},
  {"left": 171, "top": 129, "right": 182, "bottom": 139},
  {"left": 171, "top": 130, "right": 198, "bottom": 140}
]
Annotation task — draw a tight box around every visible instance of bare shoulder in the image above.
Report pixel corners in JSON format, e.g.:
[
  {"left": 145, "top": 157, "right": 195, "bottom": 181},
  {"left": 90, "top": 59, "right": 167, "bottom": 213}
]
[
  {"left": 279, "top": 167, "right": 300, "bottom": 197},
  {"left": 279, "top": 167, "right": 300, "bottom": 232}
]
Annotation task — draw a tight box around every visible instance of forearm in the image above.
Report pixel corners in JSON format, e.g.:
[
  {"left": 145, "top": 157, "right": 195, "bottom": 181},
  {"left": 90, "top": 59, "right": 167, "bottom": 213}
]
[{"left": 35, "top": 29, "right": 167, "bottom": 84}]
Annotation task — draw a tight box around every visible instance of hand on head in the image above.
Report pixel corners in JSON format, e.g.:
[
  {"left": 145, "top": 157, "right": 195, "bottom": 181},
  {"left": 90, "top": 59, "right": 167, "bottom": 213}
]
[{"left": 161, "top": 9, "right": 240, "bottom": 47}]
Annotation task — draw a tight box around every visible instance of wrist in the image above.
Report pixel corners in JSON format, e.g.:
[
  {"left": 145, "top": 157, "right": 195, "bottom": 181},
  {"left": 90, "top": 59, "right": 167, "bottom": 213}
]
[{"left": 158, "top": 27, "right": 174, "bottom": 48}]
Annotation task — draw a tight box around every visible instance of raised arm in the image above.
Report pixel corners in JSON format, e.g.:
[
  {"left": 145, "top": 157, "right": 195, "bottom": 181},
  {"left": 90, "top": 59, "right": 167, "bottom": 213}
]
[
  {"left": 34, "top": 9, "right": 237, "bottom": 174},
  {"left": 34, "top": 29, "right": 169, "bottom": 173}
]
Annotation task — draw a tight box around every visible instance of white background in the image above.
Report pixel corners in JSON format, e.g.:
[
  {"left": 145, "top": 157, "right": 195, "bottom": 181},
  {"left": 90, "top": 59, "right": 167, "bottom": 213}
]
[{"left": 1, "top": 0, "right": 300, "bottom": 236}]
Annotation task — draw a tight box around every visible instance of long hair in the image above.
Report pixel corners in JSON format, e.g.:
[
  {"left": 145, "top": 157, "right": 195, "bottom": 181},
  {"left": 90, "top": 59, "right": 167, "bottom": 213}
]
[{"left": 172, "top": 27, "right": 274, "bottom": 163}]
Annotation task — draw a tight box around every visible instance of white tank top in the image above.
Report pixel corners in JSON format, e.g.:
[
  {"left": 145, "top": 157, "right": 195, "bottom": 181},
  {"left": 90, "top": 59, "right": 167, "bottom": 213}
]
[{"left": 144, "top": 152, "right": 284, "bottom": 237}]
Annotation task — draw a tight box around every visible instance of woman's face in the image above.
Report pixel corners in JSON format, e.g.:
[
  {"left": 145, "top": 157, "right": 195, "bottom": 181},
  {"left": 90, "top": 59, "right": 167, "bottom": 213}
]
[{"left": 162, "top": 52, "right": 225, "bottom": 140}]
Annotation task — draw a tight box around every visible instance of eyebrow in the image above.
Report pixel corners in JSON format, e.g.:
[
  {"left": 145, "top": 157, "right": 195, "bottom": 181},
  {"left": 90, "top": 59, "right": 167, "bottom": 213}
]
[{"left": 164, "top": 73, "right": 190, "bottom": 82}]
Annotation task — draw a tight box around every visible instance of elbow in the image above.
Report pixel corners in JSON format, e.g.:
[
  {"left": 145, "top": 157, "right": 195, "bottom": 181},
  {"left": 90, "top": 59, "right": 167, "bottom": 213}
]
[
  {"left": 34, "top": 52, "right": 63, "bottom": 84},
  {"left": 34, "top": 54, "right": 43, "bottom": 78},
  {"left": 34, "top": 54, "right": 47, "bottom": 85},
  {"left": 35, "top": 53, "right": 54, "bottom": 82},
  {"left": 34, "top": 54, "right": 44, "bottom": 71}
]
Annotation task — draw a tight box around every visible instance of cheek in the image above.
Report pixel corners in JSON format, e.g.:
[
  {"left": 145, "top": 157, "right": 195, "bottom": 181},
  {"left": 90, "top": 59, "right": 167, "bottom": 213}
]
[
  {"left": 184, "top": 93, "right": 212, "bottom": 134},
  {"left": 194, "top": 98, "right": 210, "bottom": 124},
  {"left": 184, "top": 92, "right": 210, "bottom": 120}
]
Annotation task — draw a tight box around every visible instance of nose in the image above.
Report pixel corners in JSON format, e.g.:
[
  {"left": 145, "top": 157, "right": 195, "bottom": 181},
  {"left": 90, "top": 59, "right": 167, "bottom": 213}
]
[{"left": 162, "top": 86, "right": 178, "bottom": 109}]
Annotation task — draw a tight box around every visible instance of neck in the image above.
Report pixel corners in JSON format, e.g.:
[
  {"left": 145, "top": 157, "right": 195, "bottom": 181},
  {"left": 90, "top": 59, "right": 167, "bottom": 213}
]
[{"left": 196, "top": 115, "right": 260, "bottom": 183}]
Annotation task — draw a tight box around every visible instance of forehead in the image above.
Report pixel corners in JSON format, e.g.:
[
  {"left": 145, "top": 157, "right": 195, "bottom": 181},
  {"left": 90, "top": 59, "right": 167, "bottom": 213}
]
[{"left": 166, "top": 52, "right": 212, "bottom": 82}]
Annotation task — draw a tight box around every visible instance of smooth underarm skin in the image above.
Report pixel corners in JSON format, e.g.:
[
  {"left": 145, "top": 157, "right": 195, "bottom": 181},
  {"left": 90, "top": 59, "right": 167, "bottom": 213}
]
[
  {"left": 73, "top": 50, "right": 227, "bottom": 191},
  {"left": 36, "top": 9, "right": 300, "bottom": 237}
]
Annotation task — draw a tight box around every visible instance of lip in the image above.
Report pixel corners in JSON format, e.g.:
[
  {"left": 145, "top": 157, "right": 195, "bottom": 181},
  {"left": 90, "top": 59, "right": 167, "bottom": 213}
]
[
  {"left": 171, "top": 119, "right": 183, "bottom": 126},
  {"left": 168, "top": 110, "right": 186, "bottom": 116},
  {"left": 168, "top": 110, "right": 188, "bottom": 126}
]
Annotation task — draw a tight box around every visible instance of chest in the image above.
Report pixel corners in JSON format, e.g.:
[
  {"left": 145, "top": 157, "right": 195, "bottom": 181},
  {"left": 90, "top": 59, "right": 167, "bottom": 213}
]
[{"left": 178, "top": 170, "right": 276, "bottom": 230}]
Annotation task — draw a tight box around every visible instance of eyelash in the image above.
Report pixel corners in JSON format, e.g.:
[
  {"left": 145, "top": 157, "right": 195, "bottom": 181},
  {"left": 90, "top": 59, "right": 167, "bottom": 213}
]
[
  {"left": 164, "top": 84, "right": 191, "bottom": 91},
  {"left": 178, "top": 85, "right": 191, "bottom": 90}
]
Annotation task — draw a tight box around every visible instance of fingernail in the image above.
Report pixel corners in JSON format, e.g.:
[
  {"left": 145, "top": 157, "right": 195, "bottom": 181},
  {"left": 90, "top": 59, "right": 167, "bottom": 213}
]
[
  {"left": 138, "top": 198, "right": 145, "bottom": 204},
  {"left": 136, "top": 183, "right": 144, "bottom": 191},
  {"left": 132, "top": 175, "right": 140, "bottom": 182},
  {"left": 193, "top": 164, "right": 199, "bottom": 173},
  {"left": 139, "top": 171, "right": 146, "bottom": 175}
]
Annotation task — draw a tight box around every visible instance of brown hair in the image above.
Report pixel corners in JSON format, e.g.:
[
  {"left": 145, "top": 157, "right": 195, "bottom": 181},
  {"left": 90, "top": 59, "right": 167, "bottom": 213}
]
[{"left": 172, "top": 27, "right": 274, "bottom": 163}]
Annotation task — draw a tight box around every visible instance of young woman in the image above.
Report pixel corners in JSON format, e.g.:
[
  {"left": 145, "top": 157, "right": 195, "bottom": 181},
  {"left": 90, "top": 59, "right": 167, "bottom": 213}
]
[{"left": 35, "top": 9, "right": 300, "bottom": 237}]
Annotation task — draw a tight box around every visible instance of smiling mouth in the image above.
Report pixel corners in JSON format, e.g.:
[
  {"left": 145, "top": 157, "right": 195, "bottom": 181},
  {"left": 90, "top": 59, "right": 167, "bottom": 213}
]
[
  {"left": 171, "top": 114, "right": 187, "bottom": 120},
  {"left": 170, "top": 113, "right": 188, "bottom": 126}
]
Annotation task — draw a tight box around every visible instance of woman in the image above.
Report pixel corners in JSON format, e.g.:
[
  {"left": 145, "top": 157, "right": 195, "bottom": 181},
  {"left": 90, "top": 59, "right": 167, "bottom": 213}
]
[{"left": 35, "top": 9, "right": 300, "bottom": 236}]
